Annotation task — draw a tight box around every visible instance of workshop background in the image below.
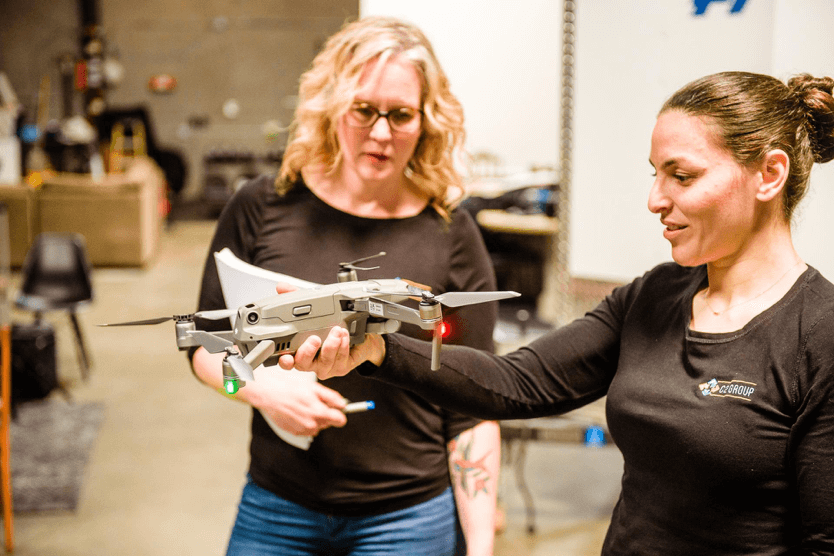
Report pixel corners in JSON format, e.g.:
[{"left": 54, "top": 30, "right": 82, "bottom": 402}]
[{"left": 1, "top": 1, "right": 833, "bottom": 555}]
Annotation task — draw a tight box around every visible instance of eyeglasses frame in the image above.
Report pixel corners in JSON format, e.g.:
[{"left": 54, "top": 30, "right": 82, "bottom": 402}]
[{"left": 345, "top": 102, "right": 424, "bottom": 133}]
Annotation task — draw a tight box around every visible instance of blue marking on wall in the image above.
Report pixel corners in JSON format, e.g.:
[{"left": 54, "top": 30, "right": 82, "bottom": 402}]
[{"left": 693, "top": 0, "right": 748, "bottom": 16}]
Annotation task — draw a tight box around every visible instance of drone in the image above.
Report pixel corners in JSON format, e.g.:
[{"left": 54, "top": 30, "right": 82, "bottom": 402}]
[{"left": 101, "top": 252, "right": 520, "bottom": 395}]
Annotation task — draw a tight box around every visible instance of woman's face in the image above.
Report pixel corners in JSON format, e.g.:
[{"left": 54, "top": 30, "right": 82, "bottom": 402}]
[
  {"left": 336, "top": 55, "right": 423, "bottom": 188},
  {"left": 648, "top": 110, "right": 762, "bottom": 267}
]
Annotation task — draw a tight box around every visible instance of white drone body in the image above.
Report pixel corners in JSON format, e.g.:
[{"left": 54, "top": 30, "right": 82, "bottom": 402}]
[{"left": 102, "top": 254, "right": 519, "bottom": 394}]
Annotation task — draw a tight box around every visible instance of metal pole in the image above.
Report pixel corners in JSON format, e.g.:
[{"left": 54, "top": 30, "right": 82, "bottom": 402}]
[{"left": 541, "top": 0, "right": 576, "bottom": 326}]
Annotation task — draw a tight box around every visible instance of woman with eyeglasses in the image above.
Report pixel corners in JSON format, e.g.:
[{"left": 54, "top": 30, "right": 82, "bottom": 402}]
[
  {"left": 285, "top": 71, "right": 834, "bottom": 555},
  {"left": 190, "top": 16, "right": 500, "bottom": 556}
]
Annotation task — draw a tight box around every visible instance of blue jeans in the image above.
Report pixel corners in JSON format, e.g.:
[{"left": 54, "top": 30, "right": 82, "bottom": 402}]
[{"left": 225, "top": 477, "right": 458, "bottom": 556}]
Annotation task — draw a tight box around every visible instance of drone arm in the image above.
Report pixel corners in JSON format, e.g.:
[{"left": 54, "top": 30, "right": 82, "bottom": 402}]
[
  {"left": 221, "top": 340, "right": 274, "bottom": 392},
  {"left": 243, "top": 339, "right": 277, "bottom": 370},
  {"left": 353, "top": 298, "right": 430, "bottom": 329},
  {"left": 358, "top": 298, "right": 443, "bottom": 370},
  {"left": 175, "top": 321, "right": 199, "bottom": 350}
]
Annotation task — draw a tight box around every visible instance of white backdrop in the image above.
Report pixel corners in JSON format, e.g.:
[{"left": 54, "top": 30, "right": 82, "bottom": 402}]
[
  {"left": 360, "top": 0, "right": 834, "bottom": 282},
  {"left": 772, "top": 1, "right": 834, "bottom": 284},
  {"left": 360, "top": 0, "right": 560, "bottom": 174}
]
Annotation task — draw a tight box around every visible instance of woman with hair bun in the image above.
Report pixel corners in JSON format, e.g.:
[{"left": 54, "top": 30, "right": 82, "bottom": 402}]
[
  {"left": 288, "top": 71, "right": 834, "bottom": 554},
  {"left": 191, "top": 16, "right": 499, "bottom": 556}
]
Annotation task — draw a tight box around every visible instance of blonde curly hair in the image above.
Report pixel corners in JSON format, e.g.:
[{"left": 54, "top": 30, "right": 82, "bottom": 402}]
[{"left": 277, "top": 16, "right": 466, "bottom": 219}]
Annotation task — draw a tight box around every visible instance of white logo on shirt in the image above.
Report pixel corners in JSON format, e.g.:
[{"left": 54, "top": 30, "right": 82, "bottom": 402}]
[{"left": 698, "top": 378, "right": 756, "bottom": 401}]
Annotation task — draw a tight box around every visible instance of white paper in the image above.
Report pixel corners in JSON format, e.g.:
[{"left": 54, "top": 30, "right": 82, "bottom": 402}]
[{"left": 213, "top": 248, "right": 320, "bottom": 450}]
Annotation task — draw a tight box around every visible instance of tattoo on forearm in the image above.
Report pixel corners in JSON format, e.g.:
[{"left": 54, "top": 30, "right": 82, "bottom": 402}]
[{"left": 450, "top": 433, "right": 493, "bottom": 498}]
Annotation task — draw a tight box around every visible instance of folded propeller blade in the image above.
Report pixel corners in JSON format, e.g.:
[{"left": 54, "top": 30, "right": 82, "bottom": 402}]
[
  {"left": 340, "top": 251, "right": 387, "bottom": 271},
  {"left": 98, "top": 309, "right": 236, "bottom": 327},
  {"left": 433, "top": 291, "right": 521, "bottom": 308},
  {"left": 194, "top": 309, "right": 237, "bottom": 320},
  {"left": 97, "top": 316, "right": 177, "bottom": 327}
]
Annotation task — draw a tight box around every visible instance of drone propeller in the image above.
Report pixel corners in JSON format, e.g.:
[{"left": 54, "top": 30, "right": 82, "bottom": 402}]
[
  {"left": 432, "top": 291, "right": 521, "bottom": 307},
  {"left": 98, "top": 309, "right": 237, "bottom": 327},
  {"left": 339, "top": 251, "right": 386, "bottom": 272},
  {"left": 367, "top": 288, "right": 521, "bottom": 308}
]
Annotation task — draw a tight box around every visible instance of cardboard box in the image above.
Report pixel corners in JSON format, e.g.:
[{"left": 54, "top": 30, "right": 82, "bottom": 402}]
[
  {"left": 0, "top": 183, "right": 38, "bottom": 267},
  {"left": 38, "top": 159, "right": 163, "bottom": 267}
]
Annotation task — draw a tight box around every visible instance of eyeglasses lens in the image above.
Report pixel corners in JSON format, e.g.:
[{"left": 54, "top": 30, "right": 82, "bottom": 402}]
[{"left": 348, "top": 104, "right": 420, "bottom": 132}]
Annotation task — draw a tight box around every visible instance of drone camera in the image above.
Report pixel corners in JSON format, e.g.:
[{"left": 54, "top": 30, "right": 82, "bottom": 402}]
[{"left": 246, "top": 312, "right": 260, "bottom": 324}]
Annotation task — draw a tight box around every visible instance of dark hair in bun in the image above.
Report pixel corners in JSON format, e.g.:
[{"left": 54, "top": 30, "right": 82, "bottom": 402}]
[{"left": 787, "top": 74, "right": 834, "bottom": 164}]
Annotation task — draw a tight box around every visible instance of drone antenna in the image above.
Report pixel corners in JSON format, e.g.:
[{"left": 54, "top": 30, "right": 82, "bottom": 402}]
[{"left": 338, "top": 251, "right": 386, "bottom": 282}]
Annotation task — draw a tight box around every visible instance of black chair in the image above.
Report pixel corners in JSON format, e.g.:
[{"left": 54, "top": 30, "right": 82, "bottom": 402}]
[{"left": 15, "top": 233, "right": 94, "bottom": 381}]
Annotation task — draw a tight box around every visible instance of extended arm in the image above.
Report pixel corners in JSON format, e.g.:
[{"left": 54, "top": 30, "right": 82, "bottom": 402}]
[
  {"left": 449, "top": 420, "right": 500, "bottom": 556},
  {"left": 283, "top": 300, "right": 624, "bottom": 421}
]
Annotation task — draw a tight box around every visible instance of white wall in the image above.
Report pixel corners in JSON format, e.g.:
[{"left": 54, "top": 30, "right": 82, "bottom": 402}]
[
  {"left": 362, "top": 0, "right": 834, "bottom": 282},
  {"left": 360, "top": 0, "right": 560, "bottom": 174},
  {"left": 772, "top": 0, "right": 834, "bottom": 280},
  {"left": 571, "top": 0, "right": 776, "bottom": 282}
]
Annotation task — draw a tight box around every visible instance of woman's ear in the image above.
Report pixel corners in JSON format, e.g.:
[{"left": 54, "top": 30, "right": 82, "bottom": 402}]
[{"left": 757, "top": 149, "right": 789, "bottom": 202}]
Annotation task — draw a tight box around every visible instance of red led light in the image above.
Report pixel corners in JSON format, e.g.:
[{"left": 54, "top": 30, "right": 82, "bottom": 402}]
[{"left": 439, "top": 321, "right": 451, "bottom": 338}]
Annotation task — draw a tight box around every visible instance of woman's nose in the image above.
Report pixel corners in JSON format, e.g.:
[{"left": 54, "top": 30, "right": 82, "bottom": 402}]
[
  {"left": 647, "top": 177, "right": 669, "bottom": 214},
  {"left": 368, "top": 116, "right": 393, "bottom": 141}
]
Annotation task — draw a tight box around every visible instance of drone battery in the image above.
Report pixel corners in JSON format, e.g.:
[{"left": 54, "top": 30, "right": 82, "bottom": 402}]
[{"left": 11, "top": 322, "right": 58, "bottom": 403}]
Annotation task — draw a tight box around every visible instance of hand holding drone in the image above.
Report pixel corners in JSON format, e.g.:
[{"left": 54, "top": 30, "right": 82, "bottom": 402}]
[{"left": 100, "top": 253, "right": 519, "bottom": 395}]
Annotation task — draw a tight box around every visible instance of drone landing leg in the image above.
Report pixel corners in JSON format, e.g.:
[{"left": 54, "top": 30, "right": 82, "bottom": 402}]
[
  {"left": 431, "top": 325, "right": 442, "bottom": 371},
  {"left": 223, "top": 340, "right": 276, "bottom": 395},
  {"left": 222, "top": 357, "right": 244, "bottom": 394},
  {"left": 244, "top": 340, "right": 277, "bottom": 369}
]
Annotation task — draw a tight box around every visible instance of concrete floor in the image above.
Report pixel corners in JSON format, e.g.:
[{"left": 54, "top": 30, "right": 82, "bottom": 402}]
[{"left": 8, "top": 220, "right": 623, "bottom": 555}]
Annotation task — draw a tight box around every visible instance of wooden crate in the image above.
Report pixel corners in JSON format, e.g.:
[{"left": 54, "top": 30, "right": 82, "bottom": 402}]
[
  {"left": 38, "top": 159, "right": 164, "bottom": 267},
  {"left": 0, "top": 184, "right": 38, "bottom": 267}
]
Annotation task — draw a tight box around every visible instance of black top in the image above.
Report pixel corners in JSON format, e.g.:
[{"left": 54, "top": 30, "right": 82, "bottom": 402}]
[
  {"left": 193, "top": 175, "right": 497, "bottom": 515},
  {"left": 364, "top": 262, "right": 834, "bottom": 554}
]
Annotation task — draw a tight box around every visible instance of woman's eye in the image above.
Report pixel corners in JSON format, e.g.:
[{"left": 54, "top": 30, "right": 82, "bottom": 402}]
[
  {"left": 354, "top": 106, "right": 376, "bottom": 118},
  {"left": 390, "top": 110, "right": 415, "bottom": 125}
]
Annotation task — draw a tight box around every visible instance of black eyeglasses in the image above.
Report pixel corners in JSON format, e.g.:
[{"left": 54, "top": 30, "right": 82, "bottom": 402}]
[{"left": 346, "top": 102, "right": 423, "bottom": 133}]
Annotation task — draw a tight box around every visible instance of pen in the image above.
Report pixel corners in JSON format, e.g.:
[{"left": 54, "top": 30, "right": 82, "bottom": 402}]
[{"left": 342, "top": 400, "right": 375, "bottom": 414}]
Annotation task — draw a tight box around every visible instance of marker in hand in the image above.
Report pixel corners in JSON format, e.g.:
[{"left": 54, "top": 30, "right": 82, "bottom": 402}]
[{"left": 342, "top": 400, "right": 375, "bottom": 414}]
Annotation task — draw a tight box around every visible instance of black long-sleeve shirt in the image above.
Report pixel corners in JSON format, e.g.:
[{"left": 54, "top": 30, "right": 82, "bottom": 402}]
[
  {"left": 363, "top": 262, "right": 834, "bottom": 554},
  {"left": 193, "top": 176, "right": 498, "bottom": 515}
]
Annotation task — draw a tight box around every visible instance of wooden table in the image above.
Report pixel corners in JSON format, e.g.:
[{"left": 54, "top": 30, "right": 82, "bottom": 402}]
[{"left": 475, "top": 209, "right": 559, "bottom": 236}]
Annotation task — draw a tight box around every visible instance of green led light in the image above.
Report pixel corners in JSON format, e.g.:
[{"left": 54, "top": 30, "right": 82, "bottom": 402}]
[{"left": 225, "top": 380, "right": 238, "bottom": 395}]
